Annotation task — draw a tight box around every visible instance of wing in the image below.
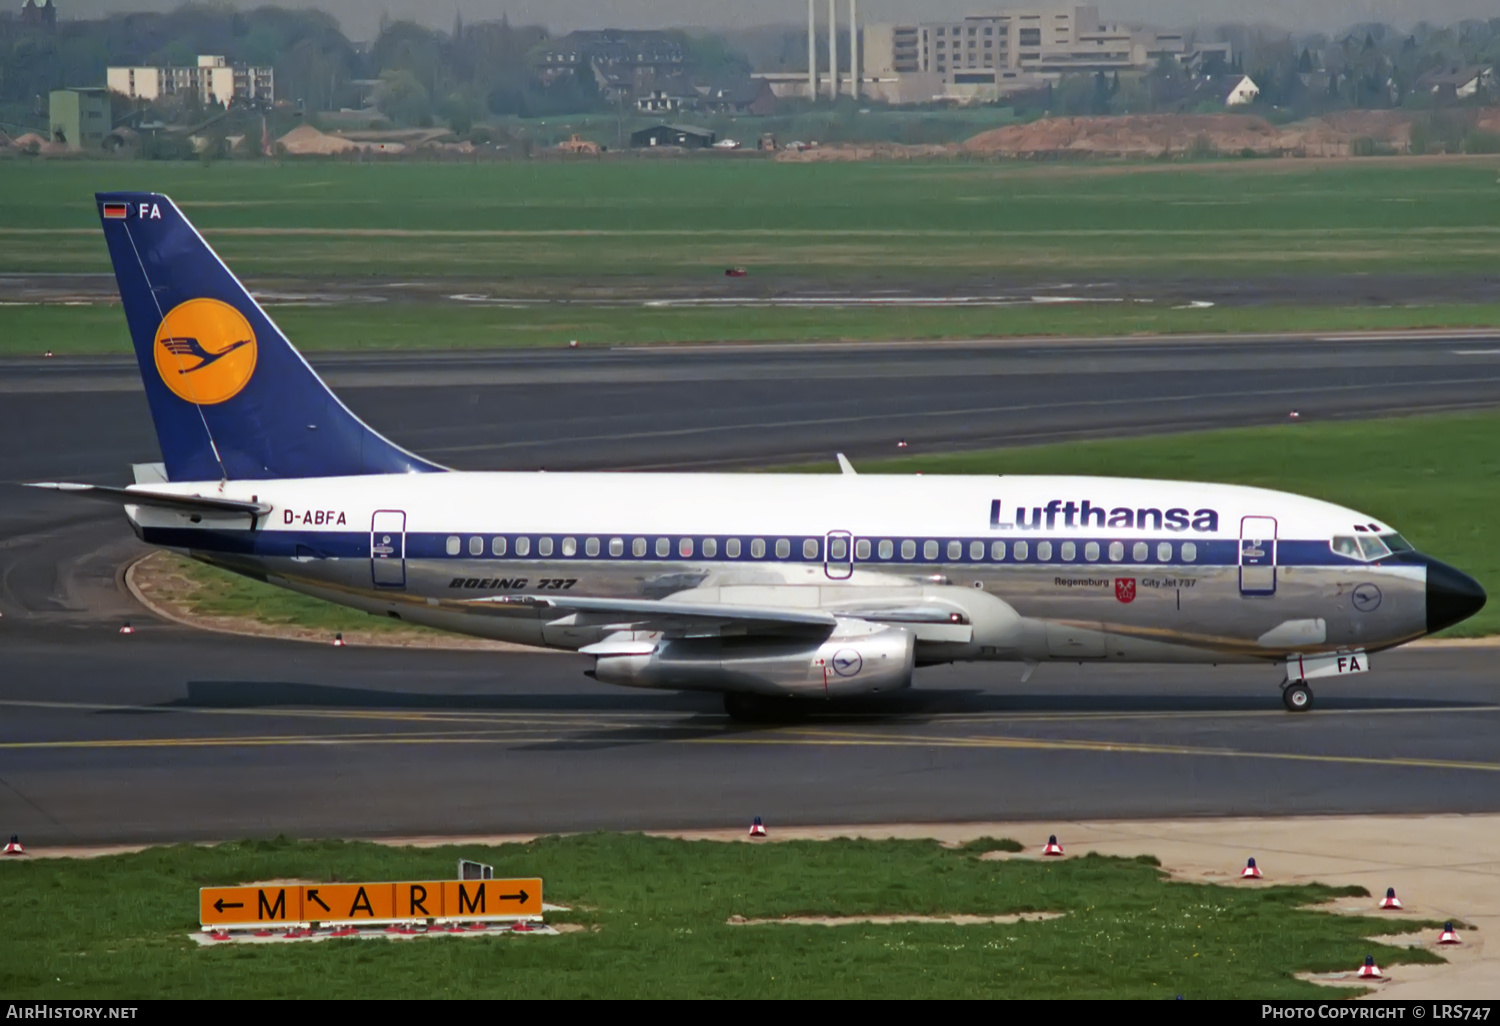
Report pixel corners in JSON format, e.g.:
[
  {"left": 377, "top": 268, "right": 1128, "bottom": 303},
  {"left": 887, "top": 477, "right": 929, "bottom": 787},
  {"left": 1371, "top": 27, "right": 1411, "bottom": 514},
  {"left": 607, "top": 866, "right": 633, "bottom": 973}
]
[{"left": 452, "top": 593, "right": 837, "bottom": 640}]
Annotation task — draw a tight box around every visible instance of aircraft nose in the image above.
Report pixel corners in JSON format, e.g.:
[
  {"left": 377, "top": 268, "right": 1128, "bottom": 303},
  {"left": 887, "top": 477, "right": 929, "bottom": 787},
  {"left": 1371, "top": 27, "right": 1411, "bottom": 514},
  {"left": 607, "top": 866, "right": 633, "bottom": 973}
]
[{"left": 1427, "top": 558, "right": 1487, "bottom": 634}]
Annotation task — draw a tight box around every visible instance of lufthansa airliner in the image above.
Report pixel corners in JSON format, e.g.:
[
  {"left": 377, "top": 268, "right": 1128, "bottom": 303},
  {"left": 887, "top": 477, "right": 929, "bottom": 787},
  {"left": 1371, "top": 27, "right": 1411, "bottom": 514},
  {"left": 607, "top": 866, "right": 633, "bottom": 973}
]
[{"left": 32, "top": 193, "right": 1486, "bottom": 719}]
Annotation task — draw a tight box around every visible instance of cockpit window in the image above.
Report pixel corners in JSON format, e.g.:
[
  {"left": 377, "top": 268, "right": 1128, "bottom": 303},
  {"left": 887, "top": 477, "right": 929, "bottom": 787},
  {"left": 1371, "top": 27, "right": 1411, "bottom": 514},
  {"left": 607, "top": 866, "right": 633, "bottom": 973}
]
[
  {"left": 1382, "top": 533, "right": 1414, "bottom": 553},
  {"left": 1331, "top": 536, "right": 1360, "bottom": 558},
  {"left": 1357, "top": 534, "right": 1392, "bottom": 561}
]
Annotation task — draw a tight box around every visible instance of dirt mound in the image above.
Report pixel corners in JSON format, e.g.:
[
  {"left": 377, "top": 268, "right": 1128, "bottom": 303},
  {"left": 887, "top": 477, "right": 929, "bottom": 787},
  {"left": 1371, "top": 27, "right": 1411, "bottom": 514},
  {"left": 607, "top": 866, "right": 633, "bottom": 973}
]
[{"left": 962, "top": 111, "right": 1419, "bottom": 159}]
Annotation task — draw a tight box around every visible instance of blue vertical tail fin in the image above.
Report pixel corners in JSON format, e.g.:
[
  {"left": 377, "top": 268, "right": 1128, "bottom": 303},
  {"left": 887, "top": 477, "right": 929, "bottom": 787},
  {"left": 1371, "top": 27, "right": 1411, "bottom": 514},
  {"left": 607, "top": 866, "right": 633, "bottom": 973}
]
[{"left": 96, "top": 191, "right": 444, "bottom": 481}]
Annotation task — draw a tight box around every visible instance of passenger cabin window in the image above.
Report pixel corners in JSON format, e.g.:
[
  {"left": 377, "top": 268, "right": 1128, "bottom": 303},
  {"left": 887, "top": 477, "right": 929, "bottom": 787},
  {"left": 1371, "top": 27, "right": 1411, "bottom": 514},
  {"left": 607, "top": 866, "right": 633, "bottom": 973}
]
[
  {"left": 561, "top": 537, "right": 577, "bottom": 557},
  {"left": 1013, "top": 540, "right": 1029, "bottom": 561},
  {"left": 1133, "top": 541, "right": 1149, "bottom": 562},
  {"left": 679, "top": 538, "right": 694, "bottom": 557},
  {"left": 803, "top": 538, "right": 820, "bottom": 560},
  {"left": 1084, "top": 541, "right": 1100, "bottom": 562},
  {"left": 924, "top": 540, "right": 939, "bottom": 560},
  {"left": 856, "top": 539, "right": 872, "bottom": 560},
  {"left": 1181, "top": 541, "right": 1197, "bottom": 562},
  {"left": 901, "top": 540, "right": 916, "bottom": 560},
  {"left": 1157, "top": 542, "right": 1172, "bottom": 562},
  {"left": 991, "top": 541, "right": 1006, "bottom": 561},
  {"left": 829, "top": 537, "right": 847, "bottom": 560},
  {"left": 1036, "top": 541, "right": 1053, "bottom": 561},
  {"left": 751, "top": 538, "right": 766, "bottom": 558},
  {"left": 1060, "top": 541, "right": 1076, "bottom": 561},
  {"left": 948, "top": 541, "right": 962, "bottom": 560},
  {"left": 656, "top": 538, "right": 670, "bottom": 558},
  {"left": 515, "top": 537, "right": 531, "bottom": 557},
  {"left": 446, "top": 536, "right": 460, "bottom": 556},
  {"left": 1108, "top": 541, "right": 1124, "bottom": 562},
  {"left": 726, "top": 538, "right": 741, "bottom": 558},
  {"left": 775, "top": 539, "right": 791, "bottom": 559},
  {"left": 879, "top": 540, "right": 894, "bottom": 559},
  {"left": 703, "top": 538, "right": 717, "bottom": 558},
  {"left": 970, "top": 541, "right": 984, "bottom": 561},
  {"left": 609, "top": 537, "right": 623, "bottom": 557},
  {"left": 468, "top": 536, "right": 483, "bottom": 557},
  {"left": 538, "top": 537, "right": 554, "bottom": 557},
  {"left": 492, "top": 537, "right": 507, "bottom": 557},
  {"left": 585, "top": 537, "right": 599, "bottom": 557},
  {"left": 632, "top": 538, "right": 646, "bottom": 557}
]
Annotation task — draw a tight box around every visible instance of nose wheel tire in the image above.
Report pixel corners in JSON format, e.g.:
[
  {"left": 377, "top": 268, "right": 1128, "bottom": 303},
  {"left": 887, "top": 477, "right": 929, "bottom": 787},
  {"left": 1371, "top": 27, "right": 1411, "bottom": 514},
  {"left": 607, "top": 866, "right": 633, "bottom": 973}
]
[{"left": 1282, "top": 682, "right": 1313, "bottom": 712}]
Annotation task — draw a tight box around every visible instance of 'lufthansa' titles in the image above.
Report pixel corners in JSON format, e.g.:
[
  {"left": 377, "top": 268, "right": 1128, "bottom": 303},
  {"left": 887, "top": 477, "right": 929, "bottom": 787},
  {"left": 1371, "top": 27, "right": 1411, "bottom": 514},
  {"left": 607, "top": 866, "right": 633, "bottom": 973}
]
[{"left": 991, "top": 499, "right": 1219, "bottom": 533}]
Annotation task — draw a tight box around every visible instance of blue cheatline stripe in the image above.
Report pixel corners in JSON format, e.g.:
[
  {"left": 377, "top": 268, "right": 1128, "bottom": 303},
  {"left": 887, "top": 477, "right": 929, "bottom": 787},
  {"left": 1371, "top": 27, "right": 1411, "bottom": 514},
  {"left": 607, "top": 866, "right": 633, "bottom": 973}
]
[{"left": 141, "top": 528, "right": 1380, "bottom": 570}]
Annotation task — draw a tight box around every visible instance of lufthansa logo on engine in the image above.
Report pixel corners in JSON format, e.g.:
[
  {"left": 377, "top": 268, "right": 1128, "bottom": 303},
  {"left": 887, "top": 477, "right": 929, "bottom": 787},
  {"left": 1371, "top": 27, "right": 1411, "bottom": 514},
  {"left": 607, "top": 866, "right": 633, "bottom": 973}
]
[{"left": 831, "top": 649, "right": 863, "bottom": 677}]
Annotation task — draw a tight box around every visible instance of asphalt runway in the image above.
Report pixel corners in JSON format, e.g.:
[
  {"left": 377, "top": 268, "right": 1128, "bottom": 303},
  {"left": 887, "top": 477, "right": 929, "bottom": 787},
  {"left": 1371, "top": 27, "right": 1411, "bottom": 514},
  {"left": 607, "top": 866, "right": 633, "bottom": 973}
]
[{"left": 3, "top": 331, "right": 1500, "bottom": 844}]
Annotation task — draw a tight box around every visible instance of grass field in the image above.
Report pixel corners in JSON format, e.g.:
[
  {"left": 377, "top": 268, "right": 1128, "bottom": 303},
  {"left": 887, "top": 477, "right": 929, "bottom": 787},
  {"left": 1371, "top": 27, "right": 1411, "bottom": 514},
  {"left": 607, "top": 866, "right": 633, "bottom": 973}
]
[
  {"left": 9, "top": 298, "right": 1500, "bottom": 356},
  {"left": 160, "top": 410, "right": 1500, "bottom": 639},
  {"left": 3, "top": 157, "right": 1500, "bottom": 278},
  {"left": 0, "top": 834, "right": 1436, "bottom": 999}
]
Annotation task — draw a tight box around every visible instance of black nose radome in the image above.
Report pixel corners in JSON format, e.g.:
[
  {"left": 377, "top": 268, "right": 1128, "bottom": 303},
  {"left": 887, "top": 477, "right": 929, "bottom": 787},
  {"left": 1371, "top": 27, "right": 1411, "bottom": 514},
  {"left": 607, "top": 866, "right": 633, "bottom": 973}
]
[{"left": 1427, "top": 558, "right": 1487, "bottom": 634}]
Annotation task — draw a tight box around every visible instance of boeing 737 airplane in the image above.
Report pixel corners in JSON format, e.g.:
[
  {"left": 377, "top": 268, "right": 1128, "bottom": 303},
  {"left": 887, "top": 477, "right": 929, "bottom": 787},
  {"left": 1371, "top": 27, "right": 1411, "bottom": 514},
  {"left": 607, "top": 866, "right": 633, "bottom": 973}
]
[{"left": 32, "top": 193, "right": 1487, "bottom": 718}]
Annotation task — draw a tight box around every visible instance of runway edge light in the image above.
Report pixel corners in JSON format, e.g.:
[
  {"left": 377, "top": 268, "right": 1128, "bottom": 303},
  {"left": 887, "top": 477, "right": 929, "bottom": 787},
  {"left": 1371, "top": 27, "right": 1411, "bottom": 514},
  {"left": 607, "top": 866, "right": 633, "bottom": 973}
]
[
  {"left": 118, "top": 622, "right": 134, "bottom": 635},
  {"left": 3, "top": 835, "right": 24, "bottom": 855},
  {"left": 1241, "top": 857, "right": 1262, "bottom": 879},
  {"left": 1042, "top": 835, "right": 1063, "bottom": 856},
  {"left": 1357, "top": 955, "right": 1382, "bottom": 979},
  {"left": 1379, "top": 887, "right": 1403, "bottom": 910},
  {"left": 332, "top": 633, "right": 345, "bottom": 647},
  {"left": 1439, "top": 922, "right": 1462, "bottom": 945},
  {"left": 749, "top": 816, "right": 767, "bottom": 838}
]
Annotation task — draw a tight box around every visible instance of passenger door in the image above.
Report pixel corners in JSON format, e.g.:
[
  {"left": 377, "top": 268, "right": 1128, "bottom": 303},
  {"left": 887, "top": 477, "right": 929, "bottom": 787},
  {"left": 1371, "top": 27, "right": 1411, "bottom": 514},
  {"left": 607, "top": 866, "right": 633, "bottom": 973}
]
[
  {"left": 371, "top": 510, "right": 407, "bottom": 589},
  {"left": 1238, "top": 515, "right": 1277, "bottom": 597},
  {"left": 824, "top": 531, "right": 853, "bottom": 580}
]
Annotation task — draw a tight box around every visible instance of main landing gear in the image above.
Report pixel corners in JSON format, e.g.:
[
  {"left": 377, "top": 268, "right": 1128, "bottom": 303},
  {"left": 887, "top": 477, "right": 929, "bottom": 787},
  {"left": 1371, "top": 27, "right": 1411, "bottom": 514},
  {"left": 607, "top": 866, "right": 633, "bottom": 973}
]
[
  {"left": 723, "top": 692, "right": 804, "bottom": 724},
  {"left": 1281, "top": 681, "right": 1314, "bottom": 712}
]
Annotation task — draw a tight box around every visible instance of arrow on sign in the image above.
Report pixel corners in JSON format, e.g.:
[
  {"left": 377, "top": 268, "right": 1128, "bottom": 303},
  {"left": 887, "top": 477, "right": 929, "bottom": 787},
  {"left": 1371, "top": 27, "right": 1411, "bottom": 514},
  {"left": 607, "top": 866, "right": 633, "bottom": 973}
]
[
  {"left": 213, "top": 898, "right": 244, "bottom": 913},
  {"left": 500, "top": 889, "right": 529, "bottom": 904},
  {"left": 306, "top": 889, "right": 331, "bottom": 913}
]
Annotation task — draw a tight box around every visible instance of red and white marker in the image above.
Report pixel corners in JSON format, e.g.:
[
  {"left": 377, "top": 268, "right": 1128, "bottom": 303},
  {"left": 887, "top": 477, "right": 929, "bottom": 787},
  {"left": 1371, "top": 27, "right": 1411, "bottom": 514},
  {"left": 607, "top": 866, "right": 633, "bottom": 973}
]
[
  {"left": 1439, "top": 922, "right": 1462, "bottom": 945},
  {"left": 510, "top": 921, "right": 535, "bottom": 933},
  {"left": 1042, "top": 835, "right": 1064, "bottom": 856},
  {"left": 3, "top": 835, "right": 24, "bottom": 855},
  {"left": 332, "top": 633, "right": 345, "bottom": 647},
  {"left": 1357, "top": 955, "right": 1382, "bottom": 979},
  {"left": 118, "top": 622, "right": 135, "bottom": 635},
  {"left": 1378, "top": 887, "right": 1403, "bottom": 910},
  {"left": 749, "top": 816, "right": 767, "bottom": 838},
  {"left": 1241, "top": 857, "right": 1262, "bottom": 879}
]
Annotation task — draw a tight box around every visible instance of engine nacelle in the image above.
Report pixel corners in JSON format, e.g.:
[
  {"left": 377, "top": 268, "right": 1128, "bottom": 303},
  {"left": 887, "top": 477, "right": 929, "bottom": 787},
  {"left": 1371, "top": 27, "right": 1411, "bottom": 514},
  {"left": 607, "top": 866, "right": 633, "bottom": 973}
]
[{"left": 588, "top": 618, "right": 915, "bottom": 697}]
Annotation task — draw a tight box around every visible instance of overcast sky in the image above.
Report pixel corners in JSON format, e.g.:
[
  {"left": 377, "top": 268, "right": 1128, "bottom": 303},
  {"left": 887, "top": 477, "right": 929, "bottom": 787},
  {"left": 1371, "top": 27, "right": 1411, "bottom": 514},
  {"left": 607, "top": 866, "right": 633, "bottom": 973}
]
[{"left": 61, "top": 1, "right": 1500, "bottom": 41}]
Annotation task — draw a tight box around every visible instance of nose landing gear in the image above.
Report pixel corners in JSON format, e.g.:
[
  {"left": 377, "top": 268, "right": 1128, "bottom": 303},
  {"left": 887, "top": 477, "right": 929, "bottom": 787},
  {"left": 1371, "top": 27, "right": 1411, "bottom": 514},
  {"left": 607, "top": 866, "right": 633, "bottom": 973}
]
[{"left": 1281, "top": 681, "right": 1313, "bottom": 712}]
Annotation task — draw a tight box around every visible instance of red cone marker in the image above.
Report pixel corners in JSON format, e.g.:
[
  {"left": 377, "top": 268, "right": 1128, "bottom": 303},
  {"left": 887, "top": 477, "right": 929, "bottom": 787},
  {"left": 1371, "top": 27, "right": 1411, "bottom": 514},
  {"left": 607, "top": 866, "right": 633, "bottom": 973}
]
[
  {"left": 749, "top": 816, "right": 767, "bottom": 838},
  {"left": 1357, "top": 955, "right": 1382, "bottom": 979},
  {"left": 1438, "top": 922, "right": 1461, "bottom": 945},
  {"left": 1241, "top": 857, "right": 1262, "bottom": 879},
  {"left": 3, "top": 835, "right": 24, "bottom": 855},
  {"left": 1379, "top": 887, "right": 1403, "bottom": 910},
  {"left": 1042, "top": 835, "right": 1064, "bottom": 856}
]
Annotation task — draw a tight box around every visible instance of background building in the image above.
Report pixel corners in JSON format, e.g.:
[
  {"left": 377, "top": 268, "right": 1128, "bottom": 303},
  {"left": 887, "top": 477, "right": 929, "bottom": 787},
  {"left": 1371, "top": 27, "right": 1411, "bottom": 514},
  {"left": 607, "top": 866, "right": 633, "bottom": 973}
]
[
  {"left": 47, "top": 87, "right": 109, "bottom": 148},
  {"left": 107, "top": 55, "right": 274, "bottom": 108},
  {"left": 853, "top": 5, "right": 1231, "bottom": 104}
]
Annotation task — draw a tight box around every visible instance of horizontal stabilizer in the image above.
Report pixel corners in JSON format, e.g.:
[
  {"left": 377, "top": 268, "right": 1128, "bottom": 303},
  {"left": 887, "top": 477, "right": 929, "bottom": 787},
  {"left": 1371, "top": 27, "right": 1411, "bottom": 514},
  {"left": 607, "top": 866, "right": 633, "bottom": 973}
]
[{"left": 26, "top": 482, "right": 271, "bottom": 518}]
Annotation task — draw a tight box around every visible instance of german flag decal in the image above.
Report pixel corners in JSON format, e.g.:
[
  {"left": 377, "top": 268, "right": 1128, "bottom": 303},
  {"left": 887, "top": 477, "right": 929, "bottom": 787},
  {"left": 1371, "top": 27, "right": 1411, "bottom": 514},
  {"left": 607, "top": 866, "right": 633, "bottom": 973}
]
[{"left": 102, "top": 202, "right": 129, "bottom": 219}]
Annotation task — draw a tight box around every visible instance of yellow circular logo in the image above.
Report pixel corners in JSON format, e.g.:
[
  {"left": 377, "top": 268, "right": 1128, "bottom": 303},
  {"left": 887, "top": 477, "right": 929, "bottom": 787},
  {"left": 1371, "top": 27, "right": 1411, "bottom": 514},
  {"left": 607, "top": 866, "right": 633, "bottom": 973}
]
[{"left": 153, "top": 298, "right": 258, "bottom": 405}]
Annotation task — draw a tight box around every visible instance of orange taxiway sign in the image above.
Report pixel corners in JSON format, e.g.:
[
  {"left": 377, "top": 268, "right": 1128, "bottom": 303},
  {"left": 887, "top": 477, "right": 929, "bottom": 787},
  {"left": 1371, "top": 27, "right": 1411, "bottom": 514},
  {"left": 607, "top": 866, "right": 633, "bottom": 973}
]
[{"left": 199, "top": 879, "right": 542, "bottom": 927}]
